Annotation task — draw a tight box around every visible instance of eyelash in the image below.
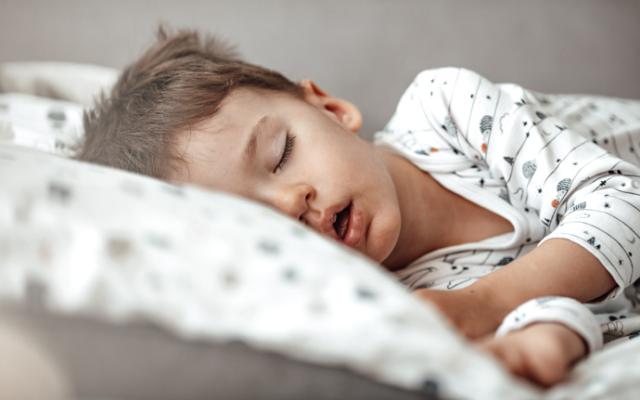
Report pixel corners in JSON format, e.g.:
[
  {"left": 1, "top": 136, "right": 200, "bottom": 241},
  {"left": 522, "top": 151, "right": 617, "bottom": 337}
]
[{"left": 274, "top": 133, "right": 296, "bottom": 173}]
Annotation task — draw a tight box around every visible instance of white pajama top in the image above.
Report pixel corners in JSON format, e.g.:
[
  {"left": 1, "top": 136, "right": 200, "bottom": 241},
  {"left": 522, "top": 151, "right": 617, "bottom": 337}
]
[{"left": 373, "top": 67, "right": 640, "bottom": 352}]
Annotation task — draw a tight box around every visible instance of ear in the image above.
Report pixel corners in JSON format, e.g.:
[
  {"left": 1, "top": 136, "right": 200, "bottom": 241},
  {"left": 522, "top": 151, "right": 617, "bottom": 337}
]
[{"left": 298, "top": 79, "right": 362, "bottom": 133}]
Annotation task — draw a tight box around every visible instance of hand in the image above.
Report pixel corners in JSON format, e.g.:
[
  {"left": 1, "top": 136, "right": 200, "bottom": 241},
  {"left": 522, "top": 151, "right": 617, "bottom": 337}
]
[
  {"left": 475, "top": 322, "right": 588, "bottom": 387},
  {"left": 414, "top": 286, "right": 503, "bottom": 339}
]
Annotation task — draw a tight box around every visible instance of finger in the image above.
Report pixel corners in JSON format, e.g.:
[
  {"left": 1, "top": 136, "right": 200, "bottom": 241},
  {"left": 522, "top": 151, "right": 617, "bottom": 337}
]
[
  {"left": 479, "top": 340, "right": 529, "bottom": 380},
  {"left": 521, "top": 349, "right": 569, "bottom": 388},
  {"left": 497, "top": 347, "right": 529, "bottom": 378},
  {"left": 472, "top": 332, "right": 496, "bottom": 347}
]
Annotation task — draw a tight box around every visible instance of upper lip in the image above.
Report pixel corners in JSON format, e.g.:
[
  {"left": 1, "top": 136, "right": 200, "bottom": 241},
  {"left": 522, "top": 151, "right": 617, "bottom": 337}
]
[{"left": 310, "top": 200, "right": 351, "bottom": 240}]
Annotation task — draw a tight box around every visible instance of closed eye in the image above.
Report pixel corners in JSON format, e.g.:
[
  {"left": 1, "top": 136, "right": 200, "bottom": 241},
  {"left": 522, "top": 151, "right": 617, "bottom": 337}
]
[{"left": 274, "top": 133, "right": 296, "bottom": 173}]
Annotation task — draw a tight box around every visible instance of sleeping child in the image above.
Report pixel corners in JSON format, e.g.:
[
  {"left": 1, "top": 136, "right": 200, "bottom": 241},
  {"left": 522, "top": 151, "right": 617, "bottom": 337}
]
[{"left": 76, "top": 27, "right": 640, "bottom": 388}]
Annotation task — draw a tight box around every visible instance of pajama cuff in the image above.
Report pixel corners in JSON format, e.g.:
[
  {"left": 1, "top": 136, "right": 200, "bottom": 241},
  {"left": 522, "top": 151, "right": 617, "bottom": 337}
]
[{"left": 495, "top": 296, "right": 603, "bottom": 354}]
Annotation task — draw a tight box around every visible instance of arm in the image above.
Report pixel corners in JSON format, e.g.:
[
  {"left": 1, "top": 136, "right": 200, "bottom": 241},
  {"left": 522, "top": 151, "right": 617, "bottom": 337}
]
[
  {"left": 470, "top": 237, "right": 615, "bottom": 334},
  {"left": 480, "top": 237, "right": 616, "bottom": 305},
  {"left": 417, "top": 236, "right": 615, "bottom": 339}
]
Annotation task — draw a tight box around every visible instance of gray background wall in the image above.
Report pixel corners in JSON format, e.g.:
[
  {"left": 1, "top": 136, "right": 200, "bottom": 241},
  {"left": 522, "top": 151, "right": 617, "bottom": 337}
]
[{"left": 1, "top": 0, "right": 639, "bottom": 139}]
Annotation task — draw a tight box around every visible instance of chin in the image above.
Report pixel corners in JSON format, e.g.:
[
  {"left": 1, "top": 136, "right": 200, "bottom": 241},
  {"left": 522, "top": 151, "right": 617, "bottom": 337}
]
[{"left": 367, "top": 224, "right": 400, "bottom": 266}]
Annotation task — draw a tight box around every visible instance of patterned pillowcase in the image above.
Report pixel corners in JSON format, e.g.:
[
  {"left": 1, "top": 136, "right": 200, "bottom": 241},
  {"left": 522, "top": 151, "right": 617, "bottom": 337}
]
[
  {"left": 0, "top": 144, "right": 521, "bottom": 399},
  {"left": 0, "top": 93, "right": 84, "bottom": 156}
]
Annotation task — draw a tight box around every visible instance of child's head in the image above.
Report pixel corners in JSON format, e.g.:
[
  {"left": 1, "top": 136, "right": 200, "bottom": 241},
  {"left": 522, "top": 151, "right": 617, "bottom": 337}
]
[
  {"left": 77, "top": 26, "right": 303, "bottom": 179},
  {"left": 77, "top": 26, "right": 403, "bottom": 265}
]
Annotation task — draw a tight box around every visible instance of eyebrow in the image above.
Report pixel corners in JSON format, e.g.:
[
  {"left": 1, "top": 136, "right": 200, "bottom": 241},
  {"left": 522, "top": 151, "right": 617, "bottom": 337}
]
[{"left": 243, "top": 115, "right": 270, "bottom": 162}]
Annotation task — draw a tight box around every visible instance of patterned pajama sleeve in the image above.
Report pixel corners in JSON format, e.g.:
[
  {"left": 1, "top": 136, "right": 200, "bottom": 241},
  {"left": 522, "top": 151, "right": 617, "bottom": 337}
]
[
  {"left": 496, "top": 296, "right": 603, "bottom": 353},
  {"left": 382, "top": 67, "right": 640, "bottom": 351}
]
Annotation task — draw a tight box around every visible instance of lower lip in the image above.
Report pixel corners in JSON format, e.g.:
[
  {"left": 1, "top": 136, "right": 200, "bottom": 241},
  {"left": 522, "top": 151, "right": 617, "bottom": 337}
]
[{"left": 342, "top": 203, "right": 364, "bottom": 247}]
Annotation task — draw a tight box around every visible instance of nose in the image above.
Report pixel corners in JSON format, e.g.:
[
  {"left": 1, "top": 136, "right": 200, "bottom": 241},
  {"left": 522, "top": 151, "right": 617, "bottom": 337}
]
[{"left": 271, "top": 183, "right": 315, "bottom": 221}]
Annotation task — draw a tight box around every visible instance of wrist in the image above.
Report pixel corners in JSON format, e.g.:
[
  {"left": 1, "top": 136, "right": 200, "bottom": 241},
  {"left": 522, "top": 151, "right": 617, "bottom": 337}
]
[
  {"left": 495, "top": 296, "right": 603, "bottom": 354},
  {"left": 558, "top": 324, "right": 589, "bottom": 362},
  {"left": 413, "top": 287, "right": 498, "bottom": 338},
  {"left": 463, "top": 280, "right": 513, "bottom": 333}
]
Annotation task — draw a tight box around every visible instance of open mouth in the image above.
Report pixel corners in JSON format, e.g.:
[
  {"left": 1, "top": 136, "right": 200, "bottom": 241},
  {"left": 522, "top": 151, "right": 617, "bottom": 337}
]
[{"left": 332, "top": 202, "right": 352, "bottom": 240}]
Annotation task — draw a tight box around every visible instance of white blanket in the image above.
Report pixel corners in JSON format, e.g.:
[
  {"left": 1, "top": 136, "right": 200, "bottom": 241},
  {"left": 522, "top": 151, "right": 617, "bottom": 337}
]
[{"left": 1, "top": 62, "right": 639, "bottom": 400}]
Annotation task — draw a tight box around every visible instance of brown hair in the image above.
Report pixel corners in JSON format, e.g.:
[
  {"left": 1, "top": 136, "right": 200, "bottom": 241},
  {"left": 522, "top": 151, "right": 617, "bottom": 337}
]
[{"left": 75, "top": 25, "right": 303, "bottom": 179}]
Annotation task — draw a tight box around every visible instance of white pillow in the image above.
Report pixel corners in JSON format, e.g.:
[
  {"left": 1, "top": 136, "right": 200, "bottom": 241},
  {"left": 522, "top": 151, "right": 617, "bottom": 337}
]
[
  {"left": 0, "top": 62, "right": 118, "bottom": 157},
  {"left": 0, "top": 93, "right": 84, "bottom": 156},
  {"left": 0, "top": 62, "right": 118, "bottom": 107},
  {"left": 0, "top": 144, "right": 526, "bottom": 399}
]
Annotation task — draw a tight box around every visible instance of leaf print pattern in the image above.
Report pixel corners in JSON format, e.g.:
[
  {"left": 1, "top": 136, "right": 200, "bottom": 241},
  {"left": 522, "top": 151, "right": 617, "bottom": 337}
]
[
  {"left": 552, "top": 177, "right": 572, "bottom": 208},
  {"left": 479, "top": 115, "right": 493, "bottom": 153},
  {"left": 522, "top": 160, "right": 537, "bottom": 178}
]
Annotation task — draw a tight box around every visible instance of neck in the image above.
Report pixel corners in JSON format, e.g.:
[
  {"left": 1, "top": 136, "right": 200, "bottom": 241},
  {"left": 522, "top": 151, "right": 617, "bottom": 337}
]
[{"left": 378, "top": 148, "right": 459, "bottom": 271}]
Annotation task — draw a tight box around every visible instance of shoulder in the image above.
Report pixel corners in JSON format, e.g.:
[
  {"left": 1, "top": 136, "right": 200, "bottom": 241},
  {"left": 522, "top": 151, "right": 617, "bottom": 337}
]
[
  {"left": 411, "top": 67, "right": 489, "bottom": 86},
  {"left": 398, "top": 67, "right": 497, "bottom": 110}
]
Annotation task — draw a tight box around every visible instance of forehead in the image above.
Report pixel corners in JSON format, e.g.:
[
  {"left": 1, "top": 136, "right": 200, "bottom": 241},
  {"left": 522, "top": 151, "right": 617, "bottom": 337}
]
[
  {"left": 188, "top": 87, "right": 296, "bottom": 137},
  {"left": 168, "top": 88, "right": 294, "bottom": 189}
]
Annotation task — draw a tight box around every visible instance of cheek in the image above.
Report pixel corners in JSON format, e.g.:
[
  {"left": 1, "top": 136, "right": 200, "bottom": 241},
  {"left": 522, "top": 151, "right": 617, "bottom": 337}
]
[{"left": 329, "top": 147, "right": 373, "bottom": 182}]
